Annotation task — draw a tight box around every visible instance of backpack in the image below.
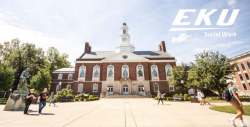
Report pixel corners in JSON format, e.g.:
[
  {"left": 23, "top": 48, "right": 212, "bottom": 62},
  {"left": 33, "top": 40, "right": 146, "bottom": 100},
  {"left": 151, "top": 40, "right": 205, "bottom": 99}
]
[{"left": 223, "top": 87, "right": 231, "bottom": 102}]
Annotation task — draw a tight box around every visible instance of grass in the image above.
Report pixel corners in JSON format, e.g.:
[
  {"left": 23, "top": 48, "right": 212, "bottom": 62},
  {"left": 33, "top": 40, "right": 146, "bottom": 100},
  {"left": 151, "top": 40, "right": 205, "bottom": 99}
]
[{"left": 209, "top": 105, "right": 250, "bottom": 116}]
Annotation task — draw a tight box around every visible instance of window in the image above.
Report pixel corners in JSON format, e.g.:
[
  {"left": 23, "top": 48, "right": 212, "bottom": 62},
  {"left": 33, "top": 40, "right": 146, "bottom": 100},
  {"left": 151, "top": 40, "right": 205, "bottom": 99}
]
[
  {"left": 239, "top": 74, "right": 244, "bottom": 81},
  {"left": 67, "top": 84, "right": 71, "bottom": 89},
  {"left": 236, "top": 65, "right": 240, "bottom": 72},
  {"left": 169, "top": 85, "right": 174, "bottom": 91},
  {"left": 107, "top": 65, "right": 114, "bottom": 77},
  {"left": 123, "top": 29, "right": 126, "bottom": 34},
  {"left": 56, "top": 84, "right": 61, "bottom": 91},
  {"left": 245, "top": 73, "right": 249, "bottom": 80},
  {"left": 247, "top": 62, "right": 250, "bottom": 69},
  {"left": 137, "top": 65, "right": 144, "bottom": 77},
  {"left": 78, "top": 84, "right": 83, "bottom": 92},
  {"left": 122, "top": 65, "right": 129, "bottom": 78},
  {"left": 248, "top": 83, "right": 250, "bottom": 88},
  {"left": 93, "top": 66, "right": 100, "bottom": 78},
  {"left": 165, "top": 65, "right": 172, "bottom": 80},
  {"left": 154, "top": 84, "right": 159, "bottom": 92},
  {"left": 93, "top": 84, "right": 98, "bottom": 92},
  {"left": 151, "top": 65, "right": 158, "bottom": 77},
  {"left": 241, "top": 63, "right": 246, "bottom": 70},
  {"left": 79, "top": 66, "right": 86, "bottom": 77},
  {"left": 58, "top": 74, "right": 63, "bottom": 79},
  {"left": 68, "top": 74, "right": 73, "bottom": 79},
  {"left": 242, "top": 83, "right": 247, "bottom": 90}
]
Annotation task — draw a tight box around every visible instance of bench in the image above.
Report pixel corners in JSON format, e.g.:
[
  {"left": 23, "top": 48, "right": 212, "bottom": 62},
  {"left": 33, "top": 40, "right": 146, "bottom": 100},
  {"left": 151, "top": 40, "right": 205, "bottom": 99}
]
[
  {"left": 172, "top": 96, "right": 184, "bottom": 101},
  {"left": 60, "top": 97, "right": 74, "bottom": 102}
]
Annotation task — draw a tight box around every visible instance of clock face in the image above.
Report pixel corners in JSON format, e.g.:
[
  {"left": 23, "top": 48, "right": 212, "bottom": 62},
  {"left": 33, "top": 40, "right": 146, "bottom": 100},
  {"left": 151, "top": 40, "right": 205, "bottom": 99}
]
[{"left": 123, "top": 38, "right": 127, "bottom": 41}]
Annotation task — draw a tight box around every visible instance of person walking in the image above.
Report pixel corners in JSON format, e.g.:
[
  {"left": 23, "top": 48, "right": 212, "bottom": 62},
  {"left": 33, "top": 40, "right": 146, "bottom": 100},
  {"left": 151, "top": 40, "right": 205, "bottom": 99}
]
[
  {"left": 197, "top": 89, "right": 202, "bottom": 105},
  {"left": 157, "top": 91, "right": 164, "bottom": 105},
  {"left": 24, "top": 89, "right": 35, "bottom": 114},
  {"left": 201, "top": 90, "right": 210, "bottom": 106},
  {"left": 227, "top": 80, "right": 247, "bottom": 127},
  {"left": 49, "top": 92, "right": 55, "bottom": 106},
  {"left": 37, "top": 88, "right": 48, "bottom": 114}
]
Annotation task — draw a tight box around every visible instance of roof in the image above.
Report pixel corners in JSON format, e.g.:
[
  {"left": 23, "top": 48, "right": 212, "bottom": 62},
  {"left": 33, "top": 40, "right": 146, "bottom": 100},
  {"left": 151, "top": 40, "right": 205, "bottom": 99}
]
[
  {"left": 229, "top": 51, "right": 250, "bottom": 61},
  {"left": 80, "top": 51, "right": 173, "bottom": 59},
  {"left": 53, "top": 68, "right": 75, "bottom": 72}
]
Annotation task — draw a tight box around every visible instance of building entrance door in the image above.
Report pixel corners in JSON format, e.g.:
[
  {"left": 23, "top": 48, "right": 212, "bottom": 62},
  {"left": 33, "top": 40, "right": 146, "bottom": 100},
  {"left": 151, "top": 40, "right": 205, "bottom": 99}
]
[
  {"left": 123, "top": 85, "right": 129, "bottom": 95},
  {"left": 108, "top": 86, "right": 113, "bottom": 95},
  {"left": 138, "top": 86, "right": 144, "bottom": 95}
]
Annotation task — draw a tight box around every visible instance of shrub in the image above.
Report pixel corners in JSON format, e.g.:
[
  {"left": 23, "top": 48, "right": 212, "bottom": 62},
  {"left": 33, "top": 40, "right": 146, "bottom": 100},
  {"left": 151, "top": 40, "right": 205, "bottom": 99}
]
[
  {"left": 154, "top": 97, "right": 159, "bottom": 100},
  {"left": 188, "top": 96, "right": 191, "bottom": 101},
  {"left": 55, "top": 95, "right": 61, "bottom": 102},
  {"left": 66, "top": 94, "right": 74, "bottom": 98},
  {"left": 166, "top": 97, "right": 171, "bottom": 100},
  {"left": 184, "top": 94, "right": 189, "bottom": 101},
  {"left": 174, "top": 94, "right": 178, "bottom": 96},
  {"left": 75, "top": 98, "right": 79, "bottom": 101},
  {"left": 179, "top": 94, "right": 183, "bottom": 96}
]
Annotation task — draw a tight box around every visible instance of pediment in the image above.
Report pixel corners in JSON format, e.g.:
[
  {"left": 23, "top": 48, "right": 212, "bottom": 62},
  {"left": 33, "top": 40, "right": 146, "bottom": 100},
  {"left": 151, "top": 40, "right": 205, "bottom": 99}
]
[{"left": 102, "top": 51, "right": 149, "bottom": 61}]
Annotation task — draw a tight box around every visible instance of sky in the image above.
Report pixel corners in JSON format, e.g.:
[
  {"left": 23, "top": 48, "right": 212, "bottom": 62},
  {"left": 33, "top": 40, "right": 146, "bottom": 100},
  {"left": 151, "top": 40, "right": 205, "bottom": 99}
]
[{"left": 0, "top": 0, "right": 249, "bottom": 66}]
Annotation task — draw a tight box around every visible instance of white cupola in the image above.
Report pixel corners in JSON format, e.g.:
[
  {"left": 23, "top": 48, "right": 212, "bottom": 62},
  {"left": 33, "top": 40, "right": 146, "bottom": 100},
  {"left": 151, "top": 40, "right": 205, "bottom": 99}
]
[{"left": 115, "top": 23, "right": 135, "bottom": 52}]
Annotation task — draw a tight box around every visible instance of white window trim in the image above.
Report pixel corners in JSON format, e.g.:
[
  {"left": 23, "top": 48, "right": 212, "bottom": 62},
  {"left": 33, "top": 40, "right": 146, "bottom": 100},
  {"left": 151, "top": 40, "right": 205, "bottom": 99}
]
[
  {"left": 154, "top": 84, "right": 159, "bottom": 92},
  {"left": 58, "top": 74, "right": 63, "bottom": 79},
  {"left": 93, "top": 83, "right": 98, "bottom": 92},
  {"left": 122, "top": 65, "right": 129, "bottom": 78},
  {"left": 165, "top": 65, "right": 172, "bottom": 81},
  {"left": 107, "top": 65, "right": 114, "bottom": 77},
  {"left": 151, "top": 65, "right": 159, "bottom": 77},
  {"left": 68, "top": 74, "right": 73, "bottom": 79},
  {"left": 78, "top": 84, "right": 83, "bottom": 92},
  {"left": 92, "top": 65, "right": 100, "bottom": 78},
  {"left": 136, "top": 65, "right": 144, "bottom": 77},
  {"left": 169, "top": 85, "right": 175, "bottom": 91},
  {"left": 79, "top": 66, "right": 86, "bottom": 78}
]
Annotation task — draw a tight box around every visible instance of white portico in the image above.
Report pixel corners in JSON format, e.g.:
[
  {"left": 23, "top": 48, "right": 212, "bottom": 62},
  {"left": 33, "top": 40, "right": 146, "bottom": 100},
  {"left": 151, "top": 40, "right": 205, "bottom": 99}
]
[{"left": 115, "top": 23, "right": 135, "bottom": 53}]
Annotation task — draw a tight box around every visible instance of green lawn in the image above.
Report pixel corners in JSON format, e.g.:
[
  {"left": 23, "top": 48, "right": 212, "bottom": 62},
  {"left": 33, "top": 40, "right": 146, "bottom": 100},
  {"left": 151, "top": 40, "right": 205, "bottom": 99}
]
[{"left": 209, "top": 105, "right": 250, "bottom": 116}]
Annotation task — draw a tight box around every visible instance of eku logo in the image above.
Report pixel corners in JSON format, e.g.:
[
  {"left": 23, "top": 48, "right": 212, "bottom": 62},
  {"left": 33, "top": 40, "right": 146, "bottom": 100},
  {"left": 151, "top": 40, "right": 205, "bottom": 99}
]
[{"left": 170, "top": 9, "right": 240, "bottom": 31}]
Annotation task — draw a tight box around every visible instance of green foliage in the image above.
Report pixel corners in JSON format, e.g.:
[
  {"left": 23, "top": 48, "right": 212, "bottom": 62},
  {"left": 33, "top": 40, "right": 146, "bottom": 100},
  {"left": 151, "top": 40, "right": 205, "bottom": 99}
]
[
  {"left": 0, "top": 64, "right": 15, "bottom": 92},
  {"left": 174, "top": 94, "right": 178, "bottom": 96},
  {"left": 188, "top": 96, "right": 191, "bottom": 101},
  {"left": 66, "top": 94, "right": 74, "bottom": 98},
  {"left": 30, "top": 68, "right": 51, "bottom": 93},
  {"left": 189, "top": 51, "right": 237, "bottom": 99},
  {"left": 168, "top": 63, "right": 192, "bottom": 94},
  {"left": 184, "top": 94, "right": 189, "bottom": 101},
  {"left": 179, "top": 94, "right": 183, "bottom": 96},
  {"left": 166, "top": 97, "right": 172, "bottom": 100},
  {"left": 46, "top": 47, "right": 72, "bottom": 76}
]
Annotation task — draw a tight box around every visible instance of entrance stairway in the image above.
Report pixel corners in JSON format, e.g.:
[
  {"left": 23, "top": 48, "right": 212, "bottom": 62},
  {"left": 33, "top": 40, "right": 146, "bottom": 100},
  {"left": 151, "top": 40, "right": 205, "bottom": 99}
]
[{"left": 104, "top": 95, "right": 148, "bottom": 98}]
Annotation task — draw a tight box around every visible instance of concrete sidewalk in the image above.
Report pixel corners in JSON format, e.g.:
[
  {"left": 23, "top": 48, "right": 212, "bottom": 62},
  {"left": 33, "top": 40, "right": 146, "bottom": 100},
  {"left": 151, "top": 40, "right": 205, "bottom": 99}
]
[{"left": 0, "top": 99, "right": 249, "bottom": 127}]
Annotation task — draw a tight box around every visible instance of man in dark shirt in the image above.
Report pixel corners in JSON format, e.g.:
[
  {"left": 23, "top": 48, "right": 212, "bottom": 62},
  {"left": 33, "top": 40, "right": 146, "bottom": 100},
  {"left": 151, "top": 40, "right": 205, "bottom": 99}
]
[
  {"left": 38, "top": 88, "right": 48, "bottom": 114},
  {"left": 24, "top": 89, "right": 35, "bottom": 114}
]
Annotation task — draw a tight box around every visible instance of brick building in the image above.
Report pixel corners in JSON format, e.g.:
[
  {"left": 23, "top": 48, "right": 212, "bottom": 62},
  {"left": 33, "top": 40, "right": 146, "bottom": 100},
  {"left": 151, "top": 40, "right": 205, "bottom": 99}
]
[
  {"left": 50, "top": 23, "right": 176, "bottom": 97},
  {"left": 229, "top": 51, "right": 250, "bottom": 96}
]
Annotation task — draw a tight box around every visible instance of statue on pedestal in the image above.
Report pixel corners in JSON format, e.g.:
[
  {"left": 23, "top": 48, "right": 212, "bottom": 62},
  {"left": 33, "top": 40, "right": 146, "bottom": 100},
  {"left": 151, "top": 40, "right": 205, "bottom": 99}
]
[{"left": 4, "top": 68, "right": 31, "bottom": 111}]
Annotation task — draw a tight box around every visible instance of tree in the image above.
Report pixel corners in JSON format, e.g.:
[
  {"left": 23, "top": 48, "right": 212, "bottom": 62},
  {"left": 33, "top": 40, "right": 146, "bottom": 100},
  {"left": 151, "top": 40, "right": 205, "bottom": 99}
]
[
  {"left": 46, "top": 47, "right": 71, "bottom": 76},
  {"left": 0, "top": 63, "right": 15, "bottom": 97},
  {"left": 0, "top": 39, "right": 46, "bottom": 90},
  {"left": 190, "top": 51, "right": 236, "bottom": 99},
  {"left": 168, "top": 63, "right": 192, "bottom": 94},
  {"left": 30, "top": 68, "right": 51, "bottom": 93}
]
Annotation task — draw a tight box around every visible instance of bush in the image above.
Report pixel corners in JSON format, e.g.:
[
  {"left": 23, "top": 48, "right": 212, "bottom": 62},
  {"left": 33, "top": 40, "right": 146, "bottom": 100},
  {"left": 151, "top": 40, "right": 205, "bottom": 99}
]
[
  {"left": 154, "top": 97, "right": 159, "bottom": 100},
  {"left": 166, "top": 97, "right": 171, "bottom": 100},
  {"left": 184, "top": 94, "right": 189, "bottom": 101},
  {"left": 66, "top": 94, "right": 74, "bottom": 98},
  {"left": 55, "top": 95, "right": 61, "bottom": 102},
  {"left": 188, "top": 96, "right": 191, "bottom": 101},
  {"left": 75, "top": 98, "right": 79, "bottom": 101},
  {"left": 179, "top": 94, "right": 183, "bottom": 96},
  {"left": 174, "top": 94, "right": 178, "bottom": 96}
]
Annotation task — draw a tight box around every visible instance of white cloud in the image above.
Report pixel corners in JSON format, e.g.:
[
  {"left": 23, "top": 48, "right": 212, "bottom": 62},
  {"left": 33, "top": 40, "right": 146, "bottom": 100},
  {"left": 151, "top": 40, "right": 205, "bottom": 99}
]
[
  {"left": 227, "top": 0, "right": 237, "bottom": 8},
  {"left": 171, "top": 33, "right": 190, "bottom": 43},
  {"left": 54, "top": 15, "right": 64, "bottom": 20}
]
